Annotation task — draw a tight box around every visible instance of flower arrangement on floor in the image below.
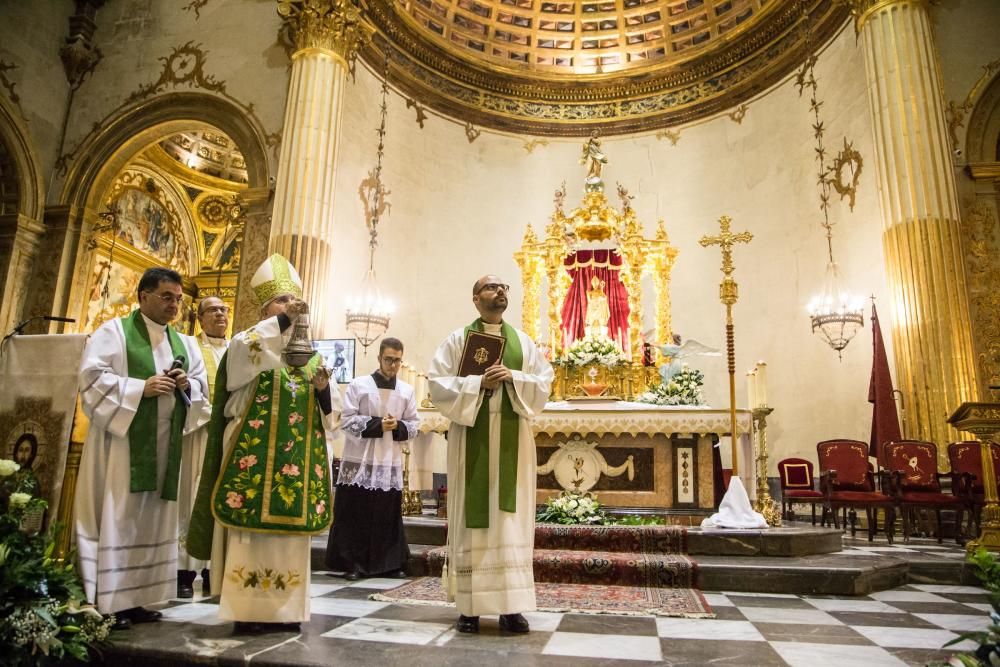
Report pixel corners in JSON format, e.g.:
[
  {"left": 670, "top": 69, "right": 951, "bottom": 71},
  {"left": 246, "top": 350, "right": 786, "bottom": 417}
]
[
  {"left": 558, "top": 332, "right": 628, "bottom": 368},
  {"left": 635, "top": 365, "right": 706, "bottom": 406},
  {"left": 535, "top": 491, "right": 610, "bottom": 525},
  {"left": 0, "top": 459, "right": 113, "bottom": 665},
  {"left": 930, "top": 547, "right": 1000, "bottom": 667}
]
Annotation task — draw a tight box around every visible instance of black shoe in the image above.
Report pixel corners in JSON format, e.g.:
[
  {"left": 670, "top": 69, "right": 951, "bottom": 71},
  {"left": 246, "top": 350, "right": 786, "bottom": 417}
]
[
  {"left": 177, "top": 569, "right": 196, "bottom": 598},
  {"left": 343, "top": 570, "right": 361, "bottom": 581},
  {"left": 109, "top": 613, "right": 132, "bottom": 631},
  {"left": 124, "top": 607, "right": 162, "bottom": 624},
  {"left": 456, "top": 615, "right": 479, "bottom": 633},
  {"left": 201, "top": 568, "right": 211, "bottom": 595},
  {"left": 391, "top": 569, "right": 407, "bottom": 579},
  {"left": 498, "top": 613, "right": 529, "bottom": 633}
]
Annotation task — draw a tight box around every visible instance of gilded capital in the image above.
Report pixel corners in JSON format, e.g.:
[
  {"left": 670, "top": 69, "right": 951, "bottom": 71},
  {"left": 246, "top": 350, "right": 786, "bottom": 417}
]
[
  {"left": 277, "top": 0, "right": 373, "bottom": 64},
  {"left": 839, "top": 0, "right": 928, "bottom": 33}
]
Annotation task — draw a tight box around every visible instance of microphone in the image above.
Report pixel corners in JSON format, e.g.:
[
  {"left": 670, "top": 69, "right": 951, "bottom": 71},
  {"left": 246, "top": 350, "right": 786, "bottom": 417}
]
[
  {"left": 166, "top": 354, "right": 191, "bottom": 407},
  {"left": 2, "top": 315, "right": 77, "bottom": 342}
]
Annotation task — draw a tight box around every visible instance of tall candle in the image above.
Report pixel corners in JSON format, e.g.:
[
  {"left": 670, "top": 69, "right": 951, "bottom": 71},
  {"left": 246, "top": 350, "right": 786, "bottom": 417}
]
[
  {"left": 746, "top": 370, "right": 757, "bottom": 409},
  {"left": 756, "top": 361, "right": 767, "bottom": 408}
]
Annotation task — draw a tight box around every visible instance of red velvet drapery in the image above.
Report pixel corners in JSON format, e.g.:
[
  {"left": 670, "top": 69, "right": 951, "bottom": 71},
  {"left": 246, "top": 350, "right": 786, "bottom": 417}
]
[{"left": 560, "top": 249, "right": 630, "bottom": 354}]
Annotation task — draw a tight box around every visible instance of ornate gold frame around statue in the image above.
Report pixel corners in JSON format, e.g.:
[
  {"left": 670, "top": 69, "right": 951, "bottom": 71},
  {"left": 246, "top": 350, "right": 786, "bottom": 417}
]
[{"left": 514, "top": 134, "right": 678, "bottom": 401}]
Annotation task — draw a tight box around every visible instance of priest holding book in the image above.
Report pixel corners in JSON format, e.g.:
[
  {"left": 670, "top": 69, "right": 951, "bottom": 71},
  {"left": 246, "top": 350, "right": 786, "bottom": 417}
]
[{"left": 428, "top": 276, "right": 553, "bottom": 635}]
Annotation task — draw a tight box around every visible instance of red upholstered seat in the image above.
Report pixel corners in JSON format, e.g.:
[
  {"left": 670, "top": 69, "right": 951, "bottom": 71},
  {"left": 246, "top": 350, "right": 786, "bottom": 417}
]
[
  {"left": 777, "top": 458, "right": 824, "bottom": 524},
  {"left": 884, "top": 440, "right": 965, "bottom": 544},
  {"left": 816, "top": 439, "right": 895, "bottom": 542},
  {"left": 947, "top": 441, "right": 1000, "bottom": 537}
]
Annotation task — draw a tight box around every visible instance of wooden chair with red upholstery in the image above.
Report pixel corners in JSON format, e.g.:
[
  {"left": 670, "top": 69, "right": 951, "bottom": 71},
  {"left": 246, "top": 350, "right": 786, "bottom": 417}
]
[
  {"left": 777, "top": 458, "right": 824, "bottom": 524},
  {"left": 947, "top": 440, "right": 1000, "bottom": 538},
  {"left": 884, "top": 440, "right": 965, "bottom": 544},
  {"left": 817, "top": 439, "right": 895, "bottom": 542}
]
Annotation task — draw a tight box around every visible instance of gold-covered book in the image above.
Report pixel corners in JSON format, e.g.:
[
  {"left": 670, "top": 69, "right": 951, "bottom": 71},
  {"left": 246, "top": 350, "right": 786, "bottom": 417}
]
[{"left": 458, "top": 331, "right": 506, "bottom": 376}]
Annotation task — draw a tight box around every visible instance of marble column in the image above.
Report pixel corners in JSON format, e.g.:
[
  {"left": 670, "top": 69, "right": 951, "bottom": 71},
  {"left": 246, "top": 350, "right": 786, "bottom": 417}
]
[
  {"left": 853, "top": 0, "right": 978, "bottom": 457},
  {"left": 0, "top": 213, "right": 45, "bottom": 333},
  {"left": 271, "top": 0, "right": 371, "bottom": 335}
]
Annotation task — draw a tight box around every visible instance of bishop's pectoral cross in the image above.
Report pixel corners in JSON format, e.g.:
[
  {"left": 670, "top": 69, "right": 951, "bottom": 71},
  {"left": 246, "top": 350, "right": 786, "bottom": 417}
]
[{"left": 699, "top": 215, "right": 753, "bottom": 476}]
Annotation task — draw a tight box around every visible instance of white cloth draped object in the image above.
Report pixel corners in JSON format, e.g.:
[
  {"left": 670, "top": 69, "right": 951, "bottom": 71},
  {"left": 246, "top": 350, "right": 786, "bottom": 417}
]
[
  {"left": 700, "top": 476, "right": 768, "bottom": 529},
  {"left": 215, "top": 316, "right": 341, "bottom": 623},
  {"left": 75, "top": 314, "right": 208, "bottom": 613},
  {"left": 177, "top": 332, "right": 227, "bottom": 571},
  {"left": 428, "top": 322, "right": 553, "bottom": 617},
  {"left": 338, "top": 375, "right": 419, "bottom": 491}
]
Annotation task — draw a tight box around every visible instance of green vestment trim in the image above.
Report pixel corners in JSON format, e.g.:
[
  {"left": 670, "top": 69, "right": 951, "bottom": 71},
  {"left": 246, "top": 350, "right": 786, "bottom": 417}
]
[
  {"left": 121, "top": 309, "right": 189, "bottom": 500},
  {"left": 462, "top": 319, "right": 523, "bottom": 529},
  {"left": 186, "top": 351, "right": 230, "bottom": 561}
]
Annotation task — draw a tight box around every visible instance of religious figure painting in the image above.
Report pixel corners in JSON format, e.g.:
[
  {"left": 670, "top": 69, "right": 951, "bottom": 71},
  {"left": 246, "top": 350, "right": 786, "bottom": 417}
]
[
  {"left": 313, "top": 338, "right": 356, "bottom": 384},
  {"left": 109, "top": 186, "right": 188, "bottom": 273},
  {"left": 83, "top": 258, "right": 141, "bottom": 332}
]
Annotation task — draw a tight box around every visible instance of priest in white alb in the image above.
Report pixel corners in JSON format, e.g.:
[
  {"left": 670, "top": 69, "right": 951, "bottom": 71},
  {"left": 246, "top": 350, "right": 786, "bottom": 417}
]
[
  {"left": 187, "top": 254, "right": 341, "bottom": 632},
  {"left": 76, "top": 267, "right": 208, "bottom": 630},
  {"left": 176, "top": 295, "right": 229, "bottom": 598},
  {"left": 428, "top": 275, "right": 553, "bottom": 635}
]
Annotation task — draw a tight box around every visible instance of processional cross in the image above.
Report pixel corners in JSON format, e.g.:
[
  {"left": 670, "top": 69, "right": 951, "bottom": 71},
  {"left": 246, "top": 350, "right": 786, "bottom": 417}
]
[{"left": 699, "top": 215, "right": 753, "bottom": 476}]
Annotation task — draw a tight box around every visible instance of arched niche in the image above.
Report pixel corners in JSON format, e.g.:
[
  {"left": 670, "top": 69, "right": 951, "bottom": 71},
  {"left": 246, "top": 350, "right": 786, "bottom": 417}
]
[
  {"left": 966, "top": 70, "right": 1000, "bottom": 165},
  {"left": 0, "top": 95, "right": 44, "bottom": 221},
  {"left": 50, "top": 93, "right": 272, "bottom": 333}
]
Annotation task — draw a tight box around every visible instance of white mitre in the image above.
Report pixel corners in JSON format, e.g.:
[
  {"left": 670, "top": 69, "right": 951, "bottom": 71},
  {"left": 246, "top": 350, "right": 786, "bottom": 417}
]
[
  {"left": 251, "top": 253, "right": 303, "bottom": 307},
  {"left": 700, "top": 476, "right": 768, "bottom": 529}
]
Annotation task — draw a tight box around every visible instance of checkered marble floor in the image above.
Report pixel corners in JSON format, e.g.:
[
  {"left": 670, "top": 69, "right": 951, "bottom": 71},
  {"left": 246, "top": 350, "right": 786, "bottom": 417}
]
[{"left": 139, "top": 569, "right": 987, "bottom": 667}]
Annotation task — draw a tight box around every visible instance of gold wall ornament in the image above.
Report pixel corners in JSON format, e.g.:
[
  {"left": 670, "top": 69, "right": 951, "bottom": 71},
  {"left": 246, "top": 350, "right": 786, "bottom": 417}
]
[
  {"left": 523, "top": 139, "right": 548, "bottom": 154},
  {"left": 699, "top": 214, "right": 753, "bottom": 476},
  {"left": 59, "top": 0, "right": 104, "bottom": 92},
  {"left": 277, "top": 0, "right": 373, "bottom": 69},
  {"left": 727, "top": 104, "right": 749, "bottom": 124},
  {"left": 831, "top": 138, "right": 863, "bottom": 211},
  {"left": 359, "top": 0, "right": 847, "bottom": 136},
  {"left": 655, "top": 129, "right": 681, "bottom": 145},
  {"left": 405, "top": 97, "right": 427, "bottom": 128},
  {"left": 962, "top": 200, "right": 1000, "bottom": 401},
  {"left": 183, "top": 0, "right": 210, "bottom": 19},
  {"left": 945, "top": 58, "right": 1000, "bottom": 152},
  {"left": 464, "top": 122, "right": 481, "bottom": 143},
  {"left": 0, "top": 61, "right": 23, "bottom": 117}
]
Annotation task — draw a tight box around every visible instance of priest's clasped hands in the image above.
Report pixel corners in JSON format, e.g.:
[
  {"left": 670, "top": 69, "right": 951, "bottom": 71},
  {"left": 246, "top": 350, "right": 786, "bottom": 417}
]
[
  {"left": 381, "top": 413, "right": 398, "bottom": 431},
  {"left": 143, "top": 367, "right": 190, "bottom": 397},
  {"left": 481, "top": 360, "right": 513, "bottom": 391}
]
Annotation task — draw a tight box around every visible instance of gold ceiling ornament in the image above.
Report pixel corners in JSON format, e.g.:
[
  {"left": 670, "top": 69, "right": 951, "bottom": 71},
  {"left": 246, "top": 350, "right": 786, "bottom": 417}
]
[
  {"left": 727, "top": 104, "right": 749, "bottom": 124},
  {"left": 360, "top": 0, "right": 846, "bottom": 136},
  {"left": 277, "top": 0, "right": 374, "bottom": 69},
  {"left": 464, "top": 121, "right": 481, "bottom": 142},
  {"left": 796, "top": 5, "right": 864, "bottom": 359},
  {"left": 944, "top": 58, "right": 1000, "bottom": 152},
  {"left": 405, "top": 97, "right": 428, "bottom": 128},
  {"left": 183, "top": 0, "right": 211, "bottom": 19},
  {"left": 516, "top": 139, "right": 677, "bottom": 399},
  {"left": 656, "top": 129, "right": 681, "bottom": 145},
  {"left": 523, "top": 138, "right": 548, "bottom": 154},
  {"left": 0, "top": 60, "right": 24, "bottom": 117}
]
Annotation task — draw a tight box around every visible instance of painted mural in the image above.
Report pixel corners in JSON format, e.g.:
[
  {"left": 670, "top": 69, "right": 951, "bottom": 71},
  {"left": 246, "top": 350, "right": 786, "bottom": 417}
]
[
  {"left": 83, "top": 258, "right": 141, "bottom": 332},
  {"left": 111, "top": 186, "right": 189, "bottom": 273}
]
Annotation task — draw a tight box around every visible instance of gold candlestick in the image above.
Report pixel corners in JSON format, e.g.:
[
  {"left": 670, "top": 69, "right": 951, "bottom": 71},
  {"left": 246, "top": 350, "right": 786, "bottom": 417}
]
[
  {"left": 948, "top": 403, "right": 1000, "bottom": 552},
  {"left": 752, "top": 406, "right": 781, "bottom": 526},
  {"left": 700, "top": 215, "right": 753, "bottom": 477},
  {"left": 400, "top": 445, "right": 423, "bottom": 516}
]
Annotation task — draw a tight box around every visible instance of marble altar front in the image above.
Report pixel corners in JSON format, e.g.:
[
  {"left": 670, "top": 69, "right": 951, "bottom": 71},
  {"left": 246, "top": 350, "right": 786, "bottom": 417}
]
[{"left": 411, "top": 400, "right": 754, "bottom": 510}]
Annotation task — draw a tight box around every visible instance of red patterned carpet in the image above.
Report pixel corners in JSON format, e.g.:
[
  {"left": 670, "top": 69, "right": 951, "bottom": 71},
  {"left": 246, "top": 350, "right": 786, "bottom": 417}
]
[{"left": 372, "top": 576, "right": 714, "bottom": 618}]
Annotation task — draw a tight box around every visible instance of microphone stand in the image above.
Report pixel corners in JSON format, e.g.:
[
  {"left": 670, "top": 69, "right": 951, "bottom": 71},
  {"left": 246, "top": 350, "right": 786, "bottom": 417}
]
[{"left": 0, "top": 316, "right": 77, "bottom": 360}]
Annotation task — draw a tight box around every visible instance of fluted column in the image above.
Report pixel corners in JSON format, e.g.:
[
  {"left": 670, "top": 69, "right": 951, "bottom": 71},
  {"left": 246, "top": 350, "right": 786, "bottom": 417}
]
[
  {"left": 0, "top": 213, "right": 45, "bottom": 333},
  {"left": 853, "top": 0, "right": 977, "bottom": 458},
  {"left": 271, "top": 0, "right": 371, "bottom": 335}
]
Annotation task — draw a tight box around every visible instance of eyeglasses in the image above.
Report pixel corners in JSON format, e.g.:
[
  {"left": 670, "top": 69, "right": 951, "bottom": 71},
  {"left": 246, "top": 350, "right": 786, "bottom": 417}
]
[
  {"left": 381, "top": 357, "right": 403, "bottom": 366},
  {"left": 145, "top": 291, "right": 184, "bottom": 305},
  {"left": 202, "top": 305, "right": 230, "bottom": 315},
  {"left": 477, "top": 283, "right": 510, "bottom": 295}
]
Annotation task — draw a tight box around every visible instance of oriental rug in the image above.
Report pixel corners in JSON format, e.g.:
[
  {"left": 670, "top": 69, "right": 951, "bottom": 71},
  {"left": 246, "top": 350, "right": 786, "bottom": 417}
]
[{"left": 370, "top": 576, "right": 714, "bottom": 618}]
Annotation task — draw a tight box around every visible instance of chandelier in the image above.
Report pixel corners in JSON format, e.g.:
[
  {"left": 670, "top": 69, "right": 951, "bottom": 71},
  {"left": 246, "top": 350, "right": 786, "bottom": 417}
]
[
  {"left": 797, "top": 6, "right": 864, "bottom": 359},
  {"left": 346, "top": 56, "right": 393, "bottom": 353}
]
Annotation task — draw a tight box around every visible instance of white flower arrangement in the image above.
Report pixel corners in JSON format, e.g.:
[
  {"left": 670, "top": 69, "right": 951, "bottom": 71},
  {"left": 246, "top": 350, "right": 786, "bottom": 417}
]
[
  {"left": 535, "top": 490, "right": 609, "bottom": 525},
  {"left": 636, "top": 365, "right": 707, "bottom": 406},
  {"left": 559, "top": 332, "right": 628, "bottom": 368}
]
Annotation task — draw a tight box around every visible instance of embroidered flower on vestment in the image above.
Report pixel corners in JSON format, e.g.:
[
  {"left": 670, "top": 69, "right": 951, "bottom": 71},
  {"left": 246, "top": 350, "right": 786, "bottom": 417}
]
[
  {"left": 248, "top": 419, "right": 264, "bottom": 429},
  {"left": 283, "top": 440, "right": 295, "bottom": 452},
  {"left": 315, "top": 500, "right": 326, "bottom": 515},
  {"left": 285, "top": 377, "right": 301, "bottom": 394},
  {"left": 255, "top": 395, "right": 268, "bottom": 403},
  {"left": 225, "top": 491, "right": 244, "bottom": 508},
  {"left": 281, "top": 463, "right": 300, "bottom": 477},
  {"left": 239, "top": 454, "right": 258, "bottom": 470},
  {"left": 288, "top": 412, "right": 303, "bottom": 426},
  {"left": 314, "top": 464, "right": 324, "bottom": 479}
]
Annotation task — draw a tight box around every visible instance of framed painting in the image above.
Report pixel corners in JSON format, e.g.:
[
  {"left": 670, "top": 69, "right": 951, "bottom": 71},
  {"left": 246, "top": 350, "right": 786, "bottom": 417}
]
[{"left": 313, "top": 338, "right": 356, "bottom": 384}]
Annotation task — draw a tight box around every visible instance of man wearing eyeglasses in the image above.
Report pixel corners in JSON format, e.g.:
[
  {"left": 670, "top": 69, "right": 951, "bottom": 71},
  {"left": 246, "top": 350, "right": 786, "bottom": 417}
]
[
  {"left": 325, "top": 336, "right": 418, "bottom": 580},
  {"left": 429, "top": 275, "right": 553, "bottom": 635},
  {"left": 176, "top": 296, "right": 230, "bottom": 598},
  {"left": 76, "top": 267, "right": 209, "bottom": 630}
]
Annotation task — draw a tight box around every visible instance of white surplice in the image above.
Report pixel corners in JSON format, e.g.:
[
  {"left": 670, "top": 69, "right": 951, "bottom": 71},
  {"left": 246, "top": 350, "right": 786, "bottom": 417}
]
[
  {"left": 75, "top": 313, "right": 208, "bottom": 614},
  {"left": 177, "top": 332, "right": 227, "bottom": 571},
  {"left": 428, "top": 322, "right": 553, "bottom": 617},
  {"left": 215, "top": 316, "right": 341, "bottom": 623},
  {"left": 338, "top": 374, "right": 418, "bottom": 491}
]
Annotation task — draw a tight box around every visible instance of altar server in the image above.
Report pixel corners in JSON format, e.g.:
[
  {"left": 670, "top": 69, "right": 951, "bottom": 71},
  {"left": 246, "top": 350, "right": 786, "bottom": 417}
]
[
  {"left": 76, "top": 267, "right": 209, "bottom": 629},
  {"left": 176, "top": 296, "right": 230, "bottom": 597},
  {"left": 325, "top": 336, "right": 417, "bottom": 580},
  {"left": 428, "top": 275, "right": 553, "bottom": 634},
  {"left": 188, "top": 254, "right": 340, "bottom": 631}
]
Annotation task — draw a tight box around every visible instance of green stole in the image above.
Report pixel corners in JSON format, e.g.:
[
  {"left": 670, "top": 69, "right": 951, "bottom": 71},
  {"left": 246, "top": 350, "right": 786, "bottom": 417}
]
[
  {"left": 462, "top": 319, "right": 523, "bottom": 529},
  {"left": 186, "top": 351, "right": 230, "bottom": 561},
  {"left": 121, "top": 309, "right": 189, "bottom": 500}
]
